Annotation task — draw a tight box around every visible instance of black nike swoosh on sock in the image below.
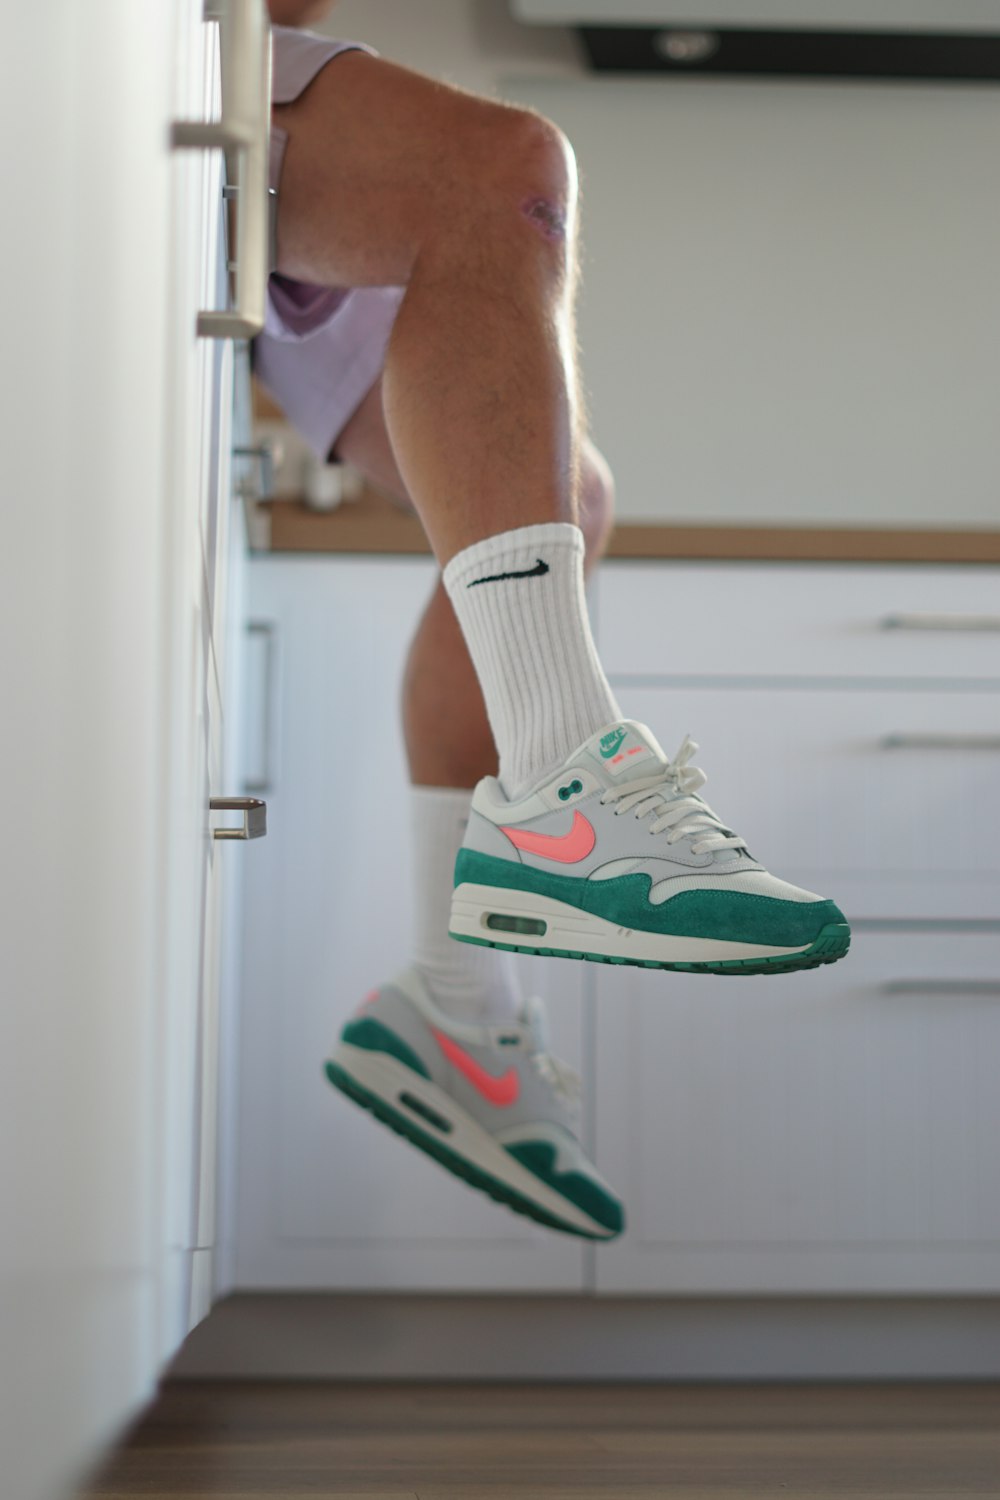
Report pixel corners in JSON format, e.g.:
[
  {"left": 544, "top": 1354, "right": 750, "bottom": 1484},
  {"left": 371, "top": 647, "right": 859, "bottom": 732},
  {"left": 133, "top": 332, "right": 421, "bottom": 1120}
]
[{"left": 467, "top": 559, "right": 550, "bottom": 587}]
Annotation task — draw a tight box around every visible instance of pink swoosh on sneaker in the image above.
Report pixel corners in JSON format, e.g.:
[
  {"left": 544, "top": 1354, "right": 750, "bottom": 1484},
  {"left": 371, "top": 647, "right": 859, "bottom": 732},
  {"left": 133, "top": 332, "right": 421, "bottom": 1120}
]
[
  {"left": 431, "top": 1030, "right": 520, "bottom": 1108},
  {"left": 500, "top": 810, "right": 596, "bottom": 864}
]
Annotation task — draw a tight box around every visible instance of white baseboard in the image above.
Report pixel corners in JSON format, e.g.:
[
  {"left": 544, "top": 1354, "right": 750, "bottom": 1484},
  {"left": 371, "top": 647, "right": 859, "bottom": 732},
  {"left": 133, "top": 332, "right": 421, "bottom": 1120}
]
[{"left": 168, "top": 1293, "right": 1000, "bottom": 1381}]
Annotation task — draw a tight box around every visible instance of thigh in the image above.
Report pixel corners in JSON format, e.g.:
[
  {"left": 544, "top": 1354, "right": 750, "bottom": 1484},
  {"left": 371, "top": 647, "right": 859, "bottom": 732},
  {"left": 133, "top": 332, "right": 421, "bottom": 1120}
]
[{"left": 272, "top": 50, "right": 527, "bottom": 288}]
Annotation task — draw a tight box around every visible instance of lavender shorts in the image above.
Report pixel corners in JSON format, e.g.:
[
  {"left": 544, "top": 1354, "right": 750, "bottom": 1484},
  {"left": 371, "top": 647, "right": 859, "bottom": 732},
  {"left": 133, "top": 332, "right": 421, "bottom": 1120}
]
[{"left": 253, "top": 27, "right": 405, "bottom": 460}]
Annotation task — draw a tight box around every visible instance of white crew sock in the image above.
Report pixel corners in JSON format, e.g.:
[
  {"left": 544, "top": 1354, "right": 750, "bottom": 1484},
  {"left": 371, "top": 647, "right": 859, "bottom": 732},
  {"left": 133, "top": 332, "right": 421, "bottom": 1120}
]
[
  {"left": 442, "top": 522, "right": 621, "bottom": 799},
  {"left": 411, "top": 785, "right": 521, "bottom": 1025}
]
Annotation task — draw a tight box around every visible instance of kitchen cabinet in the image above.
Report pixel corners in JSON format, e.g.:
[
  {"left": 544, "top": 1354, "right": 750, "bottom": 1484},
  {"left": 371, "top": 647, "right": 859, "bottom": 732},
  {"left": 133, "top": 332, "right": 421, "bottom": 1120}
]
[
  {"left": 592, "top": 561, "right": 1000, "bottom": 1293},
  {"left": 593, "top": 928, "right": 1000, "bottom": 1294},
  {"left": 232, "top": 553, "right": 1000, "bottom": 1299}
]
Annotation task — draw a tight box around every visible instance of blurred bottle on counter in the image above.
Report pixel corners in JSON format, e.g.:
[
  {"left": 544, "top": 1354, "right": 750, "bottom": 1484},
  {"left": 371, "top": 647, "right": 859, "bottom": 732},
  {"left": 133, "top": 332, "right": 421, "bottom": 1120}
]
[{"left": 303, "top": 452, "right": 365, "bottom": 511}]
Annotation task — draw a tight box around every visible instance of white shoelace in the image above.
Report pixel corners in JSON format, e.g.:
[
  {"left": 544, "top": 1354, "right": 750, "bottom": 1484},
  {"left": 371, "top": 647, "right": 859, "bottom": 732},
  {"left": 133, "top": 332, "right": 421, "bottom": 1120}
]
[
  {"left": 599, "top": 735, "right": 747, "bottom": 857},
  {"left": 521, "top": 996, "right": 582, "bottom": 1116}
]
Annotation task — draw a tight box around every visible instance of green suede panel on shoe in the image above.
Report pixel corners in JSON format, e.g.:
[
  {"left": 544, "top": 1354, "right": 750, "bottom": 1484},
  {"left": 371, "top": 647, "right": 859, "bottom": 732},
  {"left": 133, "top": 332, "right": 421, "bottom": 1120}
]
[
  {"left": 505, "top": 1139, "right": 625, "bottom": 1235},
  {"left": 455, "top": 849, "right": 844, "bottom": 946},
  {"left": 340, "top": 1017, "right": 431, "bottom": 1079}
]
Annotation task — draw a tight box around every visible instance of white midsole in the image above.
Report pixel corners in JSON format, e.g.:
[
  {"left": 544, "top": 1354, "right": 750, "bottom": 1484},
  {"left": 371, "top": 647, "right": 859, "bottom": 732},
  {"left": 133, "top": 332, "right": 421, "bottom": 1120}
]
[
  {"left": 449, "top": 882, "right": 806, "bottom": 962},
  {"left": 327, "top": 1041, "right": 614, "bottom": 1237}
]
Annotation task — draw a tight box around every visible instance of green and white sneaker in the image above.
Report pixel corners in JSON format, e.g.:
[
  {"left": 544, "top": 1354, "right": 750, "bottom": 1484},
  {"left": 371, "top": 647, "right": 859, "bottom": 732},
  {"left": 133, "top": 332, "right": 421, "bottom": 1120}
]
[
  {"left": 450, "top": 720, "right": 850, "bottom": 975},
  {"left": 324, "top": 967, "right": 624, "bottom": 1240}
]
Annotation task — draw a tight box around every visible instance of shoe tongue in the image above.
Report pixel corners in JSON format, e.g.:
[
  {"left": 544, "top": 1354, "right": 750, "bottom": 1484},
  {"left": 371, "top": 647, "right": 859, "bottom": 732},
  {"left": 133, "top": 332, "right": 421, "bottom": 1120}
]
[
  {"left": 567, "top": 722, "right": 751, "bottom": 869},
  {"left": 519, "top": 995, "right": 548, "bottom": 1050},
  {"left": 572, "top": 720, "right": 669, "bottom": 786}
]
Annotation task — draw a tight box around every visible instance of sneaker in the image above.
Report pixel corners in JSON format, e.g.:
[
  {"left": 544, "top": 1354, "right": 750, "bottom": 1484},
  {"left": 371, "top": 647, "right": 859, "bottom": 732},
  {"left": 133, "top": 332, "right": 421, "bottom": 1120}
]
[
  {"left": 323, "top": 967, "right": 624, "bottom": 1241},
  {"left": 450, "top": 720, "right": 850, "bottom": 975}
]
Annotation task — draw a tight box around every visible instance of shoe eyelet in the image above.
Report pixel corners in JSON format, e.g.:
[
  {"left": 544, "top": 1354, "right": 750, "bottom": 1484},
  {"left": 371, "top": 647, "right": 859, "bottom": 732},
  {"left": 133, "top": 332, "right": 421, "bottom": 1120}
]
[{"left": 558, "top": 777, "right": 585, "bottom": 803}]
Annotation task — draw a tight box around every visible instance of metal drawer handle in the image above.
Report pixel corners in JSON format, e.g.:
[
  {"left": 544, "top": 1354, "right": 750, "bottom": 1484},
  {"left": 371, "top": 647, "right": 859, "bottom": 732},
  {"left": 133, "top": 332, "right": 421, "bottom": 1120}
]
[
  {"left": 880, "top": 613, "right": 1000, "bottom": 633},
  {"left": 882, "top": 981, "right": 1000, "bottom": 998},
  {"left": 881, "top": 733, "right": 1000, "bottom": 751},
  {"left": 234, "top": 441, "right": 278, "bottom": 501},
  {"left": 210, "top": 796, "right": 267, "bottom": 839},
  {"left": 171, "top": 0, "right": 272, "bottom": 339}
]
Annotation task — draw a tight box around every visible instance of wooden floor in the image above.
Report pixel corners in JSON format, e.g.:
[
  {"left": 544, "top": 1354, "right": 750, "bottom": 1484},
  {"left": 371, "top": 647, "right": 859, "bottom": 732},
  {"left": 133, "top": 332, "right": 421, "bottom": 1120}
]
[{"left": 78, "top": 1380, "right": 1000, "bottom": 1499}]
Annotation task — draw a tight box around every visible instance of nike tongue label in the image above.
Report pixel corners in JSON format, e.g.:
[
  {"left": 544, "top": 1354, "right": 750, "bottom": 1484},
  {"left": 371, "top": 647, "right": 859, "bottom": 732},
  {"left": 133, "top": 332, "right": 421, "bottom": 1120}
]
[
  {"left": 606, "top": 744, "right": 652, "bottom": 773},
  {"left": 468, "top": 558, "right": 549, "bottom": 587},
  {"left": 597, "top": 725, "right": 657, "bottom": 778}
]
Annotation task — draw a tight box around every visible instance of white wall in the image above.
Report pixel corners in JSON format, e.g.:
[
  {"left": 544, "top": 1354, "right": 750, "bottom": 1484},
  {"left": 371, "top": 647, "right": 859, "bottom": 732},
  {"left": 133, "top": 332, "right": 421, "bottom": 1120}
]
[
  {"left": 522, "top": 75, "right": 1000, "bottom": 527},
  {"left": 318, "top": 0, "right": 584, "bottom": 94},
  {"left": 314, "top": 1, "right": 1000, "bottom": 529}
]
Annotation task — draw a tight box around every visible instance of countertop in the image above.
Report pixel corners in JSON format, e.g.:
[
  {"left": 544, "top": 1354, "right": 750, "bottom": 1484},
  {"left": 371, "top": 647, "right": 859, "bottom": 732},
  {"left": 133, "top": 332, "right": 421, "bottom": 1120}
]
[
  {"left": 256, "top": 489, "right": 1000, "bottom": 564},
  {"left": 251, "top": 390, "right": 999, "bottom": 564}
]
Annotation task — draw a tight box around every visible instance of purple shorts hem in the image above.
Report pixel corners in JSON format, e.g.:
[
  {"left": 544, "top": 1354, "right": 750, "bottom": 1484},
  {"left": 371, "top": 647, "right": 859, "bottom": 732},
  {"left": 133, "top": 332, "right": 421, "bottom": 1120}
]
[{"left": 255, "top": 27, "right": 404, "bottom": 460}]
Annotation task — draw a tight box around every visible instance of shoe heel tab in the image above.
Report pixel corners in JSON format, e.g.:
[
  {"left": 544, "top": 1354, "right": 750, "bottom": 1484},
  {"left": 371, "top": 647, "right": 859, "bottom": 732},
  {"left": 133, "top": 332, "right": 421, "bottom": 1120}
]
[
  {"left": 470, "top": 776, "right": 508, "bottom": 819},
  {"left": 387, "top": 966, "right": 488, "bottom": 1045},
  {"left": 383, "top": 965, "right": 433, "bottom": 1012},
  {"left": 349, "top": 987, "right": 381, "bottom": 1018}
]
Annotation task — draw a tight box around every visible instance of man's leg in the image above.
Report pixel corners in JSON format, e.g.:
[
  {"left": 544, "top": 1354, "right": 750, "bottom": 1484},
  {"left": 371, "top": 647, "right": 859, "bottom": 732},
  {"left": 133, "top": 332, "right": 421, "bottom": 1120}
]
[
  {"left": 331, "top": 376, "right": 616, "bottom": 781},
  {"left": 334, "top": 376, "right": 615, "bottom": 1023},
  {"left": 403, "top": 452, "right": 616, "bottom": 790},
  {"left": 274, "top": 52, "right": 621, "bottom": 799},
  {"left": 320, "top": 372, "right": 627, "bottom": 1239},
  {"left": 278, "top": 49, "right": 849, "bottom": 980},
  {"left": 274, "top": 54, "right": 582, "bottom": 560}
]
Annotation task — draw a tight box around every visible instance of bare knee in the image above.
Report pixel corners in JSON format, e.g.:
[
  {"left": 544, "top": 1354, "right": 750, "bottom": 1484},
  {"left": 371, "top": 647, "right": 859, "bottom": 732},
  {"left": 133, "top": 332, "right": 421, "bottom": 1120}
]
[
  {"left": 273, "top": 54, "right": 579, "bottom": 287},
  {"left": 428, "top": 104, "right": 578, "bottom": 263},
  {"left": 498, "top": 110, "right": 578, "bottom": 241},
  {"left": 579, "top": 442, "right": 616, "bottom": 571}
]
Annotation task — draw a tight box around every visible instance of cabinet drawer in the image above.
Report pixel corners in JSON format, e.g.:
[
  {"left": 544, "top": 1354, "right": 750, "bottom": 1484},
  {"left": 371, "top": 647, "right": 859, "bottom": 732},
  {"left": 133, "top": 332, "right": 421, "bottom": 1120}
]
[
  {"left": 597, "top": 562, "right": 1000, "bottom": 681},
  {"left": 615, "top": 685, "right": 1000, "bottom": 919},
  {"left": 594, "top": 928, "right": 1000, "bottom": 1295}
]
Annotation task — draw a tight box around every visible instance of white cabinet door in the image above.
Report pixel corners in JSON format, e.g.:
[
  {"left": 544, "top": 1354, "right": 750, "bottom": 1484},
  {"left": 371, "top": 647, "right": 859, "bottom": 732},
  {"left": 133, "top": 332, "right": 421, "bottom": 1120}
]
[
  {"left": 584, "top": 582, "right": 1000, "bottom": 1294},
  {"left": 594, "top": 927, "right": 1000, "bottom": 1294},
  {"left": 0, "top": 0, "right": 235, "bottom": 1491},
  {"left": 211, "top": 352, "right": 255, "bottom": 1305},
  {"left": 188, "top": 351, "right": 239, "bottom": 1328},
  {"left": 159, "top": 5, "right": 245, "bottom": 1347},
  {"left": 234, "top": 557, "right": 589, "bottom": 1291},
  {"left": 190, "top": 640, "right": 245, "bottom": 1326}
]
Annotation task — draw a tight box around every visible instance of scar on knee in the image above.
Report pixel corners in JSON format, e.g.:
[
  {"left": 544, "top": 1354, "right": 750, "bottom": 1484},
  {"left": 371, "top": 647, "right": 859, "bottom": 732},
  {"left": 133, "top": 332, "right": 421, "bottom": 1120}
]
[{"left": 521, "top": 196, "right": 567, "bottom": 241}]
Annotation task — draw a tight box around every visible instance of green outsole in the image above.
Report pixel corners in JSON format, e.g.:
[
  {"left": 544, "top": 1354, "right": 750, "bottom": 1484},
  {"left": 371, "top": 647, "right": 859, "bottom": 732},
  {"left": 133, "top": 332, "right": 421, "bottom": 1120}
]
[
  {"left": 449, "top": 922, "right": 851, "bottom": 975},
  {"left": 323, "top": 1059, "right": 617, "bottom": 1241}
]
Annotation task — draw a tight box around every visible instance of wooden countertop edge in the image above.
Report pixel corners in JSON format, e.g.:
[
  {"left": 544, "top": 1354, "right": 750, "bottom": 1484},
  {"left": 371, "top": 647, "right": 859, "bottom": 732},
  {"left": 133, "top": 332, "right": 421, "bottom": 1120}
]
[{"left": 262, "top": 499, "right": 1000, "bottom": 564}]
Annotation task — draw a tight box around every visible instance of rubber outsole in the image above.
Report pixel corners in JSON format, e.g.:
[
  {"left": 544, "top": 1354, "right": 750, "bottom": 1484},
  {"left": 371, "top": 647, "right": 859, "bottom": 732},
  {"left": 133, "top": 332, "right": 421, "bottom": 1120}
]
[
  {"left": 450, "top": 921, "right": 851, "bottom": 975},
  {"left": 323, "top": 1059, "right": 616, "bottom": 1241}
]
